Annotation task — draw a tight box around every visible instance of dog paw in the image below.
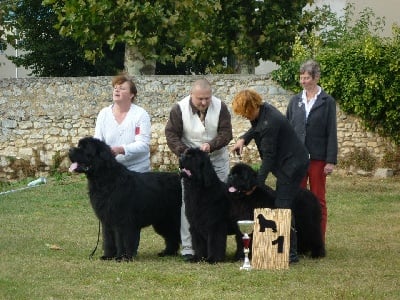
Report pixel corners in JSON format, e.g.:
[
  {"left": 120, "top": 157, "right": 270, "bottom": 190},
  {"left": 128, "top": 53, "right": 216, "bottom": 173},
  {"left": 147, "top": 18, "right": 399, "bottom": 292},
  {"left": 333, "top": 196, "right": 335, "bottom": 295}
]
[
  {"left": 206, "top": 258, "right": 223, "bottom": 264},
  {"left": 158, "top": 250, "right": 178, "bottom": 257},
  {"left": 233, "top": 252, "right": 245, "bottom": 261},
  {"left": 115, "top": 255, "right": 133, "bottom": 262},
  {"left": 100, "top": 255, "right": 115, "bottom": 261}
]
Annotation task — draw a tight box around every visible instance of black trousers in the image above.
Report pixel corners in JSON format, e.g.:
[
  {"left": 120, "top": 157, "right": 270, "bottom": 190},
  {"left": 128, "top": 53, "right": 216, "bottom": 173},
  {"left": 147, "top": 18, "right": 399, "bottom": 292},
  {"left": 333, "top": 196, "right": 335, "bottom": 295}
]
[{"left": 275, "top": 166, "right": 307, "bottom": 261}]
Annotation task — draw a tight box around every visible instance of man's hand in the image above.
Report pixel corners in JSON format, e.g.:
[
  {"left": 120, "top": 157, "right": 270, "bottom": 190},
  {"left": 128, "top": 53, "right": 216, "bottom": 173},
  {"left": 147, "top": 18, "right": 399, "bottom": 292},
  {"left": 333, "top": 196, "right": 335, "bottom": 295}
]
[{"left": 200, "top": 143, "right": 210, "bottom": 153}]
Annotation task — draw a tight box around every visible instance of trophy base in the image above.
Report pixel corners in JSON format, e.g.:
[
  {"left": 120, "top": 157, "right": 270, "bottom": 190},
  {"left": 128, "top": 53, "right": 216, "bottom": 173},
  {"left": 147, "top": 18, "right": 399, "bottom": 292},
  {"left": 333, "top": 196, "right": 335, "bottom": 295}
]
[{"left": 240, "top": 256, "right": 252, "bottom": 271}]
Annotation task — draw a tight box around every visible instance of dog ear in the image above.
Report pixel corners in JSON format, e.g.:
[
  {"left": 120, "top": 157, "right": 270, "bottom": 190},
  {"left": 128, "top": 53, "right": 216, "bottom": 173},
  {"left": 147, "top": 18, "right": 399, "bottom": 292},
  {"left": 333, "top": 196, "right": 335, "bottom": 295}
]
[
  {"left": 244, "top": 164, "right": 258, "bottom": 188},
  {"left": 201, "top": 158, "right": 215, "bottom": 188},
  {"left": 89, "top": 141, "right": 115, "bottom": 170},
  {"left": 99, "top": 149, "right": 113, "bottom": 161},
  {"left": 98, "top": 146, "right": 115, "bottom": 170}
]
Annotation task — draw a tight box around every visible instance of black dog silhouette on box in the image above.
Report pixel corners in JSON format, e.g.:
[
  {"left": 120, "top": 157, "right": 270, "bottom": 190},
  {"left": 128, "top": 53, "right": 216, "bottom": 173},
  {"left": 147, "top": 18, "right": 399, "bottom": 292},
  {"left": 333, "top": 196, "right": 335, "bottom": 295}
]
[{"left": 257, "top": 214, "right": 277, "bottom": 233}]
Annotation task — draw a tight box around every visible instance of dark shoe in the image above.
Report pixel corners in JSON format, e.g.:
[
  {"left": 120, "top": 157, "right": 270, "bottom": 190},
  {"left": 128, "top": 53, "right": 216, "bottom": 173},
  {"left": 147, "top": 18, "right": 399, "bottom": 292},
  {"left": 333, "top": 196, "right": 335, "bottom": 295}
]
[
  {"left": 182, "top": 254, "right": 194, "bottom": 262},
  {"left": 289, "top": 256, "right": 299, "bottom": 264}
]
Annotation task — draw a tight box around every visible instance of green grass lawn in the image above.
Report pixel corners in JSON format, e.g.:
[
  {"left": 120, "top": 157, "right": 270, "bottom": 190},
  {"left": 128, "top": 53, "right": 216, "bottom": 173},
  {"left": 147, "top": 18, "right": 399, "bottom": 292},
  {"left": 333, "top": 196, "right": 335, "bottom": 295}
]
[{"left": 0, "top": 174, "right": 399, "bottom": 299}]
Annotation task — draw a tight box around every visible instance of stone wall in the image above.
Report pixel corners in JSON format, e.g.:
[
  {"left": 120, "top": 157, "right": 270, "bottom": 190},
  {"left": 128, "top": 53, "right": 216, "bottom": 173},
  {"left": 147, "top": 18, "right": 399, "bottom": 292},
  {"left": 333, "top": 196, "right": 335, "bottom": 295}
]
[{"left": 0, "top": 75, "right": 395, "bottom": 180}]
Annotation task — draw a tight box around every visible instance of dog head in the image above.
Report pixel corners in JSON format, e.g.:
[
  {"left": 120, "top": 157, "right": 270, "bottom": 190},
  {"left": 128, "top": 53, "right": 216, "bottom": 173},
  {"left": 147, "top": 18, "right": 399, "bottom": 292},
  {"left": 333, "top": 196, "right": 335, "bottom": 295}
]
[
  {"left": 179, "top": 148, "right": 216, "bottom": 187},
  {"left": 227, "top": 163, "right": 258, "bottom": 194},
  {"left": 68, "top": 137, "right": 115, "bottom": 174}
]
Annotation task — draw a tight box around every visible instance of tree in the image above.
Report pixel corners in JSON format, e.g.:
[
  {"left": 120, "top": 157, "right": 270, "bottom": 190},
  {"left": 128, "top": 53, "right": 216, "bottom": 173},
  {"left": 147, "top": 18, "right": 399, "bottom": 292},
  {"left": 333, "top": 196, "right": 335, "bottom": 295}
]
[
  {"left": 0, "top": 0, "right": 124, "bottom": 76},
  {"left": 42, "top": 0, "right": 217, "bottom": 75},
  {"left": 0, "top": 0, "right": 15, "bottom": 51},
  {"left": 44, "top": 0, "right": 316, "bottom": 74},
  {"left": 208, "top": 0, "right": 316, "bottom": 73}
]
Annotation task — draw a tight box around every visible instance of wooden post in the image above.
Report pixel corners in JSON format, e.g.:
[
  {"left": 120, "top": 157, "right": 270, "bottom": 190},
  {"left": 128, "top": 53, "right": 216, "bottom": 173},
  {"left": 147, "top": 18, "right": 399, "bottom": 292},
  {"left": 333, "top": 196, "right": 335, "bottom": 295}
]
[{"left": 251, "top": 208, "right": 291, "bottom": 270}]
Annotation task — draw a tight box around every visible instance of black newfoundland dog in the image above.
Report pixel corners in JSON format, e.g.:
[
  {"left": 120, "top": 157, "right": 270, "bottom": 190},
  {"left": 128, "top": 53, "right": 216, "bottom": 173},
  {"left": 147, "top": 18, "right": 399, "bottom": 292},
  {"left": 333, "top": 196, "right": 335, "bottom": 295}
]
[
  {"left": 228, "top": 163, "right": 326, "bottom": 258},
  {"left": 68, "top": 137, "right": 182, "bottom": 261},
  {"left": 179, "top": 148, "right": 238, "bottom": 263}
]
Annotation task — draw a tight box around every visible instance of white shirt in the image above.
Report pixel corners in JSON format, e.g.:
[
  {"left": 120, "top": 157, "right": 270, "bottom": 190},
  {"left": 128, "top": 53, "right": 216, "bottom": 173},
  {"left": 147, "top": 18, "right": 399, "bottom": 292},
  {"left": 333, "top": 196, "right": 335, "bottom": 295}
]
[
  {"left": 302, "top": 86, "right": 321, "bottom": 119},
  {"left": 94, "top": 103, "right": 151, "bottom": 172}
]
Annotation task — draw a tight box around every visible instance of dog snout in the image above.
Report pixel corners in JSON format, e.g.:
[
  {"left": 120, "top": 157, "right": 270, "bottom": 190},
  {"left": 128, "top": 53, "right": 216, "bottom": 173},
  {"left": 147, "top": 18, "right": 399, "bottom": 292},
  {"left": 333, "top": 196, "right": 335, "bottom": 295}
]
[{"left": 68, "top": 148, "right": 75, "bottom": 158}]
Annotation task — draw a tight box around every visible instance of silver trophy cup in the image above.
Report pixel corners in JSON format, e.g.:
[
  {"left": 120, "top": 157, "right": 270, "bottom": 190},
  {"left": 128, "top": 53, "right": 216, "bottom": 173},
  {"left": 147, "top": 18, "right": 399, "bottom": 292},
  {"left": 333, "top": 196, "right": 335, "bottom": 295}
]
[{"left": 237, "top": 220, "right": 255, "bottom": 270}]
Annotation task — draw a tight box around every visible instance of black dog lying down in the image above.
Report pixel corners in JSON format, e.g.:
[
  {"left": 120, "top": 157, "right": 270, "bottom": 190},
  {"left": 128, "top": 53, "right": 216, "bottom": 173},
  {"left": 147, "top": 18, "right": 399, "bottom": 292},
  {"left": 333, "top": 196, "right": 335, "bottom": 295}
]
[
  {"left": 228, "top": 163, "right": 326, "bottom": 258},
  {"left": 179, "top": 148, "right": 239, "bottom": 263},
  {"left": 69, "top": 137, "right": 181, "bottom": 261}
]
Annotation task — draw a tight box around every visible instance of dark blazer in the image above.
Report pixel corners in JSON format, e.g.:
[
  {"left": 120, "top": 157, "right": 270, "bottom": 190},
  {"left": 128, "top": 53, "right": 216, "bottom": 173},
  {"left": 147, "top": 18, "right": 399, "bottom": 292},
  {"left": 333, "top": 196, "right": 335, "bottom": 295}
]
[
  {"left": 241, "top": 103, "right": 309, "bottom": 185},
  {"left": 286, "top": 90, "right": 338, "bottom": 164}
]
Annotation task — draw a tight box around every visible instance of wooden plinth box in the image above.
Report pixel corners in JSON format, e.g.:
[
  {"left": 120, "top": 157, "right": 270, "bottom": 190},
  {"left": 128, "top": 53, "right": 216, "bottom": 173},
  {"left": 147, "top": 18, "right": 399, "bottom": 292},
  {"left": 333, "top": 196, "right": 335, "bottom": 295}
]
[{"left": 251, "top": 208, "right": 291, "bottom": 270}]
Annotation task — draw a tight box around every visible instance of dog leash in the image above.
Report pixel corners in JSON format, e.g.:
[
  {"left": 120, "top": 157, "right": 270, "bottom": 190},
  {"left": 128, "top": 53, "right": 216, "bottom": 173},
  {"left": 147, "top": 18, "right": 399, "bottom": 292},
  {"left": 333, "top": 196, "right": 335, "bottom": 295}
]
[{"left": 89, "top": 220, "right": 101, "bottom": 260}]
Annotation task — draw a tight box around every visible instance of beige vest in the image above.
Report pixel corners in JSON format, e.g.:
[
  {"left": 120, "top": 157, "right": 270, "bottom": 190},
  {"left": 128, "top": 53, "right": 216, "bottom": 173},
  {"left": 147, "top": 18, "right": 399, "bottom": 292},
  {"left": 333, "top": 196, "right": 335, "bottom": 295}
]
[{"left": 178, "top": 96, "right": 229, "bottom": 181}]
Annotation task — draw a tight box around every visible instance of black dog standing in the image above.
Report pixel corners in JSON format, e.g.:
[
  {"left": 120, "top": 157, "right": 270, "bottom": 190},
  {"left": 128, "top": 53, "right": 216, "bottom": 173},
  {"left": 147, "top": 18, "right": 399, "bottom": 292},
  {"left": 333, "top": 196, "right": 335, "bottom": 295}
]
[
  {"left": 69, "top": 137, "right": 182, "bottom": 261},
  {"left": 179, "top": 148, "right": 233, "bottom": 263}
]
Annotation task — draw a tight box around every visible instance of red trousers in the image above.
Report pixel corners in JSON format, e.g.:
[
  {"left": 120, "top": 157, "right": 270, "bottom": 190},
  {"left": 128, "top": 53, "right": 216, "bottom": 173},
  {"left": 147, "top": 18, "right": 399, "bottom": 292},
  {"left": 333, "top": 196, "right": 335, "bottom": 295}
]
[{"left": 300, "top": 160, "right": 327, "bottom": 242}]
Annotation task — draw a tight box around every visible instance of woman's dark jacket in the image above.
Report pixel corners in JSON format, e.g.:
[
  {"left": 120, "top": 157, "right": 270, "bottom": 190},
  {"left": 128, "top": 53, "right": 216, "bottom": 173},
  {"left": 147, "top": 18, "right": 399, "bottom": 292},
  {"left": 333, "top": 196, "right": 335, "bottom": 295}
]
[
  {"left": 241, "top": 103, "right": 309, "bottom": 185},
  {"left": 286, "top": 90, "right": 338, "bottom": 165}
]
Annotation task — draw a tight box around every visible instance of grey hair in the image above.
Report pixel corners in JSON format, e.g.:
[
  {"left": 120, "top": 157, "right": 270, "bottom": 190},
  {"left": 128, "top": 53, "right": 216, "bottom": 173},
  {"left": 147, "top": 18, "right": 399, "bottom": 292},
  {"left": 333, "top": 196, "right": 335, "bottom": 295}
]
[{"left": 300, "top": 60, "right": 321, "bottom": 79}]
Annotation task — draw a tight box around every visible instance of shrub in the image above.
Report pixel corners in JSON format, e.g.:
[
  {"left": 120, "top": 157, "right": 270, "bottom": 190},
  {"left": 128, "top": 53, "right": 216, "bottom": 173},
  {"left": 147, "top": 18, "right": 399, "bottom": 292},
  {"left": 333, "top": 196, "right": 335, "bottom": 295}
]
[
  {"left": 339, "top": 148, "right": 377, "bottom": 172},
  {"left": 382, "top": 146, "right": 400, "bottom": 171}
]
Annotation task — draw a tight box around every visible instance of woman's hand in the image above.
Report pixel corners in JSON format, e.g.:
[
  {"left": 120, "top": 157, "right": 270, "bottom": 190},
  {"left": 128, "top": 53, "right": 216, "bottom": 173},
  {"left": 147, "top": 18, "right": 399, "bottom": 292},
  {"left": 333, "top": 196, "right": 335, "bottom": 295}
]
[
  {"left": 324, "top": 163, "right": 334, "bottom": 175},
  {"left": 231, "top": 138, "right": 245, "bottom": 156},
  {"left": 111, "top": 146, "right": 125, "bottom": 156}
]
